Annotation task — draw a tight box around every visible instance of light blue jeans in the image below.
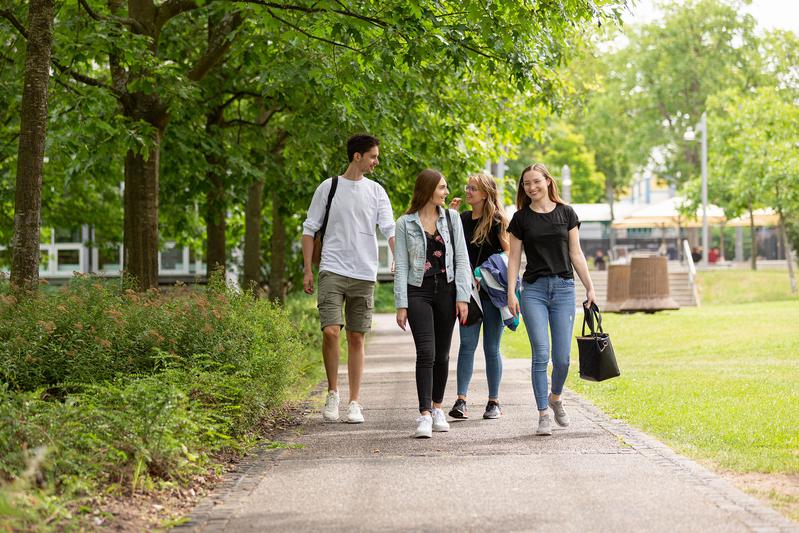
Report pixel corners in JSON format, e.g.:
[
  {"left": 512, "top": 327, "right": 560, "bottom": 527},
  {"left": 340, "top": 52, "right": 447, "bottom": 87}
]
[
  {"left": 456, "top": 292, "right": 504, "bottom": 399},
  {"left": 519, "top": 276, "right": 576, "bottom": 411}
]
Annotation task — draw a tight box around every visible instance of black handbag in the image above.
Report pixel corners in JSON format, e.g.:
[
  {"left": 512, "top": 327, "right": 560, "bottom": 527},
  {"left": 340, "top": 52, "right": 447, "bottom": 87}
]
[
  {"left": 463, "top": 279, "right": 483, "bottom": 327},
  {"left": 445, "top": 210, "right": 482, "bottom": 326},
  {"left": 576, "top": 303, "right": 620, "bottom": 382}
]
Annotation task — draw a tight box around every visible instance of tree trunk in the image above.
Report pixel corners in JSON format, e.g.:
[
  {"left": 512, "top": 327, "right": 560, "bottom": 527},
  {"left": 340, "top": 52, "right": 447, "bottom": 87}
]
[
  {"left": 204, "top": 179, "right": 226, "bottom": 275},
  {"left": 243, "top": 179, "right": 264, "bottom": 294},
  {"left": 269, "top": 187, "right": 287, "bottom": 303},
  {"left": 123, "top": 132, "right": 161, "bottom": 291},
  {"left": 10, "top": 0, "right": 55, "bottom": 292},
  {"left": 719, "top": 223, "right": 726, "bottom": 261},
  {"left": 778, "top": 213, "right": 798, "bottom": 294},
  {"left": 605, "top": 179, "right": 616, "bottom": 253},
  {"left": 748, "top": 199, "right": 757, "bottom": 271},
  {"left": 204, "top": 165, "right": 226, "bottom": 275}
]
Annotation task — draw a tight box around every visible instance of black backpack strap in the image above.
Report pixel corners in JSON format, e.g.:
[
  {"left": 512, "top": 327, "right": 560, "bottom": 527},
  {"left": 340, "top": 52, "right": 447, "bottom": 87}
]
[
  {"left": 445, "top": 208, "right": 455, "bottom": 278},
  {"left": 318, "top": 177, "right": 338, "bottom": 240}
]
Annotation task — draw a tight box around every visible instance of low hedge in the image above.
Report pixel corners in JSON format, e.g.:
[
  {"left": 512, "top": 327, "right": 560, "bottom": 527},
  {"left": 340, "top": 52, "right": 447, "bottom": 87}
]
[{"left": 0, "top": 276, "right": 321, "bottom": 529}]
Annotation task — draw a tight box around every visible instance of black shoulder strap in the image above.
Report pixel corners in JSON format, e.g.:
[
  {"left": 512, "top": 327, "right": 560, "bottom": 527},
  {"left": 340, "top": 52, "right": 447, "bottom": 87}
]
[
  {"left": 445, "top": 208, "right": 455, "bottom": 278},
  {"left": 318, "top": 177, "right": 338, "bottom": 239}
]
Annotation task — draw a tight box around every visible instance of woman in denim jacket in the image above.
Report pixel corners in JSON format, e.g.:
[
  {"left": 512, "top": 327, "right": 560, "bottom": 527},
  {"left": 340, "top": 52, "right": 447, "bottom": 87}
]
[{"left": 394, "top": 169, "right": 471, "bottom": 438}]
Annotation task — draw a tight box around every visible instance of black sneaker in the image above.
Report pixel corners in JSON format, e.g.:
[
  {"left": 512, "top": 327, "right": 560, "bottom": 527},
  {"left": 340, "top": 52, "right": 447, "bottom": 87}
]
[
  {"left": 483, "top": 400, "right": 502, "bottom": 419},
  {"left": 448, "top": 399, "right": 468, "bottom": 419}
]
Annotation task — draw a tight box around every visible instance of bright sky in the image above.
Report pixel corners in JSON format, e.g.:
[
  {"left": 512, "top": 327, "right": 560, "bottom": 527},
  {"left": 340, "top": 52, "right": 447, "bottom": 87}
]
[{"left": 622, "top": 0, "right": 799, "bottom": 34}]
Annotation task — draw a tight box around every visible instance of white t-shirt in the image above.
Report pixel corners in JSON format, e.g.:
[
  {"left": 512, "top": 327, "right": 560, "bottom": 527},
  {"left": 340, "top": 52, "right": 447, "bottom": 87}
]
[{"left": 302, "top": 176, "right": 396, "bottom": 281}]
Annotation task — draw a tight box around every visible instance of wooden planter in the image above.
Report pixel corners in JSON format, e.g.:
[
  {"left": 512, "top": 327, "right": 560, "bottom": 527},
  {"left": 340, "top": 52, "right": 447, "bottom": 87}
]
[{"left": 619, "top": 256, "right": 680, "bottom": 313}]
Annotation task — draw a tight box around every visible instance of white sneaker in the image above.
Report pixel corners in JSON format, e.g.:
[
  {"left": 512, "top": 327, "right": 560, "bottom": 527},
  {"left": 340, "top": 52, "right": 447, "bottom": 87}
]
[
  {"left": 415, "top": 415, "right": 433, "bottom": 438},
  {"left": 346, "top": 401, "right": 364, "bottom": 424},
  {"left": 323, "top": 390, "right": 340, "bottom": 422},
  {"left": 431, "top": 408, "right": 450, "bottom": 432}
]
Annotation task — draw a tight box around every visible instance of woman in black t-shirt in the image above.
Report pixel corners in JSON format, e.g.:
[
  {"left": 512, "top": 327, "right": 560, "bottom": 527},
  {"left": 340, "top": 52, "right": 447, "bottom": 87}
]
[
  {"left": 446, "top": 173, "right": 509, "bottom": 421},
  {"left": 507, "top": 163, "right": 596, "bottom": 437}
]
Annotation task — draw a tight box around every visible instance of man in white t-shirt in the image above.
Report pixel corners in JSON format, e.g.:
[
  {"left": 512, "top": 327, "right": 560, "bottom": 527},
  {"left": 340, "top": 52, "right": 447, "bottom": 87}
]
[{"left": 301, "top": 135, "right": 396, "bottom": 424}]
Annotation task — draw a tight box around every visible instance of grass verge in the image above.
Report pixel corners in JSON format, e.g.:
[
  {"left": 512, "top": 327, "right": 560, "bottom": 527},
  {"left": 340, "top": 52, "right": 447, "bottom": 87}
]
[
  {"left": 697, "top": 269, "right": 798, "bottom": 305},
  {"left": 502, "top": 301, "right": 799, "bottom": 473},
  {"left": 501, "top": 299, "right": 799, "bottom": 520}
]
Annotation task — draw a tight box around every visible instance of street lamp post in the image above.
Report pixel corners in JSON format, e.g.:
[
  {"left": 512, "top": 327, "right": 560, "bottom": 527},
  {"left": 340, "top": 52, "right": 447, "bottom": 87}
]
[
  {"left": 684, "top": 112, "right": 709, "bottom": 268},
  {"left": 562, "top": 164, "right": 572, "bottom": 203},
  {"left": 699, "top": 112, "right": 709, "bottom": 268}
]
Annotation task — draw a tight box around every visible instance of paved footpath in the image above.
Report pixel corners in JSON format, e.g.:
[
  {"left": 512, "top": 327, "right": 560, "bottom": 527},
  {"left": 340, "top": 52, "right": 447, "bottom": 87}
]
[{"left": 177, "top": 314, "right": 797, "bottom": 532}]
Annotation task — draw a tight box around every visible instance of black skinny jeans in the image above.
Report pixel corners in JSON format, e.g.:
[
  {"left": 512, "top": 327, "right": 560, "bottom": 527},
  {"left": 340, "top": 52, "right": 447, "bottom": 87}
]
[{"left": 407, "top": 273, "right": 456, "bottom": 414}]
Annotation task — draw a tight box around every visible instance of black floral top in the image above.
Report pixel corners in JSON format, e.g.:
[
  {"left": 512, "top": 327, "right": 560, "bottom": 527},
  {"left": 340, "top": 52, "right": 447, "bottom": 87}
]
[{"left": 424, "top": 230, "right": 446, "bottom": 277}]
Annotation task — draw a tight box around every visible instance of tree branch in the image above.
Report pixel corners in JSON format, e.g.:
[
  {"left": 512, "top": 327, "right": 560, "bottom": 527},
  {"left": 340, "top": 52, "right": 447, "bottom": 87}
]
[
  {"left": 52, "top": 75, "right": 85, "bottom": 96},
  {"left": 0, "top": 8, "right": 29, "bottom": 39},
  {"left": 156, "top": 0, "right": 208, "bottom": 29},
  {"left": 222, "top": 104, "right": 284, "bottom": 128},
  {"left": 222, "top": 118, "right": 261, "bottom": 127},
  {"left": 256, "top": 104, "right": 285, "bottom": 127},
  {"left": 187, "top": 11, "right": 243, "bottom": 81},
  {"left": 231, "top": 0, "right": 388, "bottom": 28},
  {"left": 1, "top": 8, "right": 118, "bottom": 96},
  {"left": 266, "top": 8, "right": 363, "bottom": 53},
  {"left": 51, "top": 61, "right": 118, "bottom": 95},
  {"left": 220, "top": 90, "right": 261, "bottom": 109},
  {"left": 77, "top": 0, "right": 146, "bottom": 33}
]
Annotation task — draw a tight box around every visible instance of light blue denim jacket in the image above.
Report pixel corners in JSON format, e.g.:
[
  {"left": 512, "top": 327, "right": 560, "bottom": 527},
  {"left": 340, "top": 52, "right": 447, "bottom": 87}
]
[{"left": 394, "top": 207, "right": 471, "bottom": 308}]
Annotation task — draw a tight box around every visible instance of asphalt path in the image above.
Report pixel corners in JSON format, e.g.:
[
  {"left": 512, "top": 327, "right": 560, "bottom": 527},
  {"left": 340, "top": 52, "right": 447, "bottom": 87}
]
[{"left": 178, "top": 313, "right": 797, "bottom": 532}]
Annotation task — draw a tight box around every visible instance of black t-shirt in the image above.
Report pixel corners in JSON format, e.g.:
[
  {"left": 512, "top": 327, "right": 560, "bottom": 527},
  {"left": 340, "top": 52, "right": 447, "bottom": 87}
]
[
  {"left": 460, "top": 212, "right": 504, "bottom": 270},
  {"left": 507, "top": 203, "right": 580, "bottom": 284},
  {"left": 423, "top": 230, "right": 446, "bottom": 277}
]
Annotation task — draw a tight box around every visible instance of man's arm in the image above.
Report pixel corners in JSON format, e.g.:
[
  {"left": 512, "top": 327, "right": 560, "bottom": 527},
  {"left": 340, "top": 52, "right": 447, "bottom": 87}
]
[
  {"left": 376, "top": 186, "right": 396, "bottom": 242},
  {"left": 301, "top": 180, "right": 330, "bottom": 294},
  {"left": 302, "top": 234, "right": 315, "bottom": 294}
]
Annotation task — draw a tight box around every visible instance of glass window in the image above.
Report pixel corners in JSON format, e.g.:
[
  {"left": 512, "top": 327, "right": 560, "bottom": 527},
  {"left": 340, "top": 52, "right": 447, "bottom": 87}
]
[
  {"left": 38, "top": 250, "right": 51, "bottom": 274},
  {"left": 54, "top": 227, "right": 82, "bottom": 243},
  {"left": 98, "top": 247, "right": 121, "bottom": 272},
  {"left": 188, "top": 249, "right": 202, "bottom": 274},
  {"left": 57, "top": 249, "right": 81, "bottom": 272},
  {"left": 160, "top": 244, "right": 184, "bottom": 271}
]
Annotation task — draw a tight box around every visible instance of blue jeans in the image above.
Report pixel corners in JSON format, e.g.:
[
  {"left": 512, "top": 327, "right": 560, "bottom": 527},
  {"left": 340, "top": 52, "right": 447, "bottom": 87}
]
[
  {"left": 519, "top": 276, "right": 576, "bottom": 411},
  {"left": 456, "top": 292, "right": 504, "bottom": 399}
]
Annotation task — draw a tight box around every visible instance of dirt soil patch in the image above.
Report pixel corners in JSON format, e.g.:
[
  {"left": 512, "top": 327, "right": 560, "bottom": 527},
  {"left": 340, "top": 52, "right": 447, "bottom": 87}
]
[
  {"left": 72, "top": 402, "right": 308, "bottom": 531},
  {"left": 727, "top": 472, "right": 799, "bottom": 524}
]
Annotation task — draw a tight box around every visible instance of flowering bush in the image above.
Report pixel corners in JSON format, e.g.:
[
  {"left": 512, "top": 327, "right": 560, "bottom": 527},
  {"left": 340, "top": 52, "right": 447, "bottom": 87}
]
[{"left": 0, "top": 275, "right": 319, "bottom": 502}]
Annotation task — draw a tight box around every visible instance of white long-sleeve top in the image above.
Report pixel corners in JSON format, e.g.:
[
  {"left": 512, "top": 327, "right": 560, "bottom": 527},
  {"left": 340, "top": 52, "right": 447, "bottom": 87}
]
[{"left": 302, "top": 176, "right": 396, "bottom": 282}]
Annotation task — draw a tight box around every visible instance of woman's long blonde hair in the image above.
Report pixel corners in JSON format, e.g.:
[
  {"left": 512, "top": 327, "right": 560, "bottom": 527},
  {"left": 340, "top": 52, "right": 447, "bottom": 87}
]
[{"left": 469, "top": 173, "right": 508, "bottom": 246}]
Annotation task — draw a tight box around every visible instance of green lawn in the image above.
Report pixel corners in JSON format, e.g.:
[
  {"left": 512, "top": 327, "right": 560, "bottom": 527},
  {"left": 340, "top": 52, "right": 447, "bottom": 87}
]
[
  {"left": 501, "top": 300, "right": 799, "bottom": 474},
  {"left": 698, "top": 269, "right": 798, "bottom": 305}
]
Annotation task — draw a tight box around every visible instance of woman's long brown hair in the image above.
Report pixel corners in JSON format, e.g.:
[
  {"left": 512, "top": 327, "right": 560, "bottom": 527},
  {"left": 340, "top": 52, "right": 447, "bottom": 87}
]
[
  {"left": 406, "top": 169, "right": 445, "bottom": 214},
  {"left": 515, "top": 163, "right": 564, "bottom": 210}
]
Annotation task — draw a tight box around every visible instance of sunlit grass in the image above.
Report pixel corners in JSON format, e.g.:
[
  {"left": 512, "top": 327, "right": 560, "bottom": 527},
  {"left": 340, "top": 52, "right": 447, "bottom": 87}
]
[
  {"left": 502, "top": 301, "right": 799, "bottom": 474},
  {"left": 698, "top": 269, "right": 798, "bottom": 305}
]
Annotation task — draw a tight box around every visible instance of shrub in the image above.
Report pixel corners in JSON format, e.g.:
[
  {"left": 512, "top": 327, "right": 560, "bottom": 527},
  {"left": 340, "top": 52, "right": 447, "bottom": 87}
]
[{"left": 0, "top": 276, "right": 318, "bottom": 500}]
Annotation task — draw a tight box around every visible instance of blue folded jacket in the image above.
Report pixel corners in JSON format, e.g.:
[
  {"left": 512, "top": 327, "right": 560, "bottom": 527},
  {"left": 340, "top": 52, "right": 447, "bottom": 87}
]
[{"left": 474, "top": 252, "right": 521, "bottom": 331}]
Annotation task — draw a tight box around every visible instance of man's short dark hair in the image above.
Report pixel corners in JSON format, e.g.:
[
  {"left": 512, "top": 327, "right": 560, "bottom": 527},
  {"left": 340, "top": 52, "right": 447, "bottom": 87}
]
[{"left": 347, "top": 134, "right": 380, "bottom": 162}]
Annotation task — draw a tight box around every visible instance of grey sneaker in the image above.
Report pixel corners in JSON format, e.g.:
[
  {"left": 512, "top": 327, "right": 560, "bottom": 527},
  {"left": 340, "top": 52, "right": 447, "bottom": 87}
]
[
  {"left": 483, "top": 401, "right": 502, "bottom": 419},
  {"left": 548, "top": 394, "right": 570, "bottom": 427},
  {"left": 536, "top": 414, "right": 553, "bottom": 436},
  {"left": 415, "top": 415, "right": 433, "bottom": 438},
  {"left": 322, "top": 390, "right": 339, "bottom": 422},
  {"left": 431, "top": 408, "right": 450, "bottom": 432},
  {"left": 448, "top": 399, "right": 468, "bottom": 419}
]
